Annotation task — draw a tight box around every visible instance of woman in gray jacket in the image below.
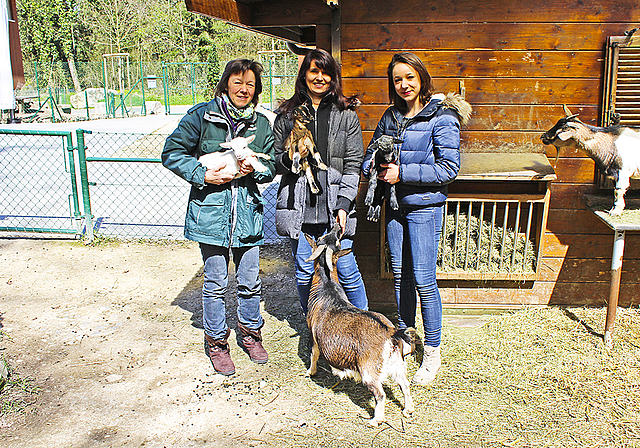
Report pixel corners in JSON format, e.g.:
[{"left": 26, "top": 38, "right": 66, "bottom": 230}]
[{"left": 273, "top": 48, "right": 368, "bottom": 313}]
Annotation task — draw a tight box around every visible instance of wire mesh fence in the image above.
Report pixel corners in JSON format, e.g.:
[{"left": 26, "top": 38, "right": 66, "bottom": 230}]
[
  {"left": 0, "top": 128, "right": 285, "bottom": 242},
  {"left": 17, "top": 59, "right": 297, "bottom": 121},
  {"left": 0, "top": 129, "right": 85, "bottom": 235}
]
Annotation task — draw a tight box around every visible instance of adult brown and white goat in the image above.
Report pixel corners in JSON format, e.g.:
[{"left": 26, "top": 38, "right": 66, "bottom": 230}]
[
  {"left": 304, "top": 224, "right": 415, "bottom": 426},
  {"left": 541, "top": 107, "right": 640, "bottom": 215}
]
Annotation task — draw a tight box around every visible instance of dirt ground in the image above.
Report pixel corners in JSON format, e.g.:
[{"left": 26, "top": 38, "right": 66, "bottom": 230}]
[
  {"left": 3, "top": 238, "right": 638, "bottom": 448},
  {"left": 0, "top": 237, "right": 326, "bottom": 447}
]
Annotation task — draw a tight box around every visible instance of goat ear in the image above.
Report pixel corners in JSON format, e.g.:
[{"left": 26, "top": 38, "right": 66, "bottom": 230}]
[
  {"left": 219, "top": 142, "right": 231, "bottom": 149},
  {"left": 335, "top": 248, "right": 352, "bottom": 258},
  {"left": 557, "top": 130, "right": 574, "bottom": 141},
  {"left": 304, "top": 233, "right": 316, "bottom": 250},
  {"left": 245, "top": 135, "right": 256, "bottom": 144}
]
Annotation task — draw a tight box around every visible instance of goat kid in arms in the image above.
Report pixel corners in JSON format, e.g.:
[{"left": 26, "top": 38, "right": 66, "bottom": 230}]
[
  {"left": 283, "top": 103, "right": 328, "bottom": 194},
  {"left": 304, "top": 223, "right": 415, "bottom": 426},
  {"left": 364, "top": 134, "right": 403, "bottom": 222},
  {"left": 541, "top": 105, "right": 640, "bottom": 215},
  {"left": 198, "top": 135, "right": 271, "bottom": 179}
]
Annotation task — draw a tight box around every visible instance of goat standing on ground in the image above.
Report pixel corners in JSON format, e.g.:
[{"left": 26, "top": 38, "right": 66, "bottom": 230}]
[
  {"left": 198, "top": 135, "right": 271, "bottom": 179},
  {"left": 541, "top": 106, "right": 640, "bottom": 215},
  {"left": 283, "top": 104, "right": 328, "bottom": 194},
  {"left": 304, "top": 223, "right": 415, "bottom": 426},
  {"left": 364, "top": 135, "right": 402, "bottom": 222}
]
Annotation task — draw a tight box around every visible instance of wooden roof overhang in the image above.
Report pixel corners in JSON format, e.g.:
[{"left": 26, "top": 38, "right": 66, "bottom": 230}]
[{"left": 184, "top": 0, "right": 337, "bottom": 47}]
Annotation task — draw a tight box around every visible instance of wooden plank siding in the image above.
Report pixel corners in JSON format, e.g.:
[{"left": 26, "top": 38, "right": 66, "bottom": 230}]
[{"left": 338, "top": 0, "right": 640, "bottom": 308}]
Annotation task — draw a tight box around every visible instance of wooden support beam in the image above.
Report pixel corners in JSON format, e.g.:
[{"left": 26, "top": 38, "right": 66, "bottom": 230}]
[
  {"left": 185, "top": 0, "right": 252, "bottom": 26},
  {"left": 331, "top": 6, "right": 341, "bottom": 64}
]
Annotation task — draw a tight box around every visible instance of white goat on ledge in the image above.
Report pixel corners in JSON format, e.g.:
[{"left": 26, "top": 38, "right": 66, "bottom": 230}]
[{"left": 541, "top": 106, "right": 640, "bottom": 215}]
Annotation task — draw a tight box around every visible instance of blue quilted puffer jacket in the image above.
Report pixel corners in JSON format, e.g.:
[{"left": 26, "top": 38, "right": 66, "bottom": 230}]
[{"left": 363, "top": 93, "right": 470, "bottom": 208}]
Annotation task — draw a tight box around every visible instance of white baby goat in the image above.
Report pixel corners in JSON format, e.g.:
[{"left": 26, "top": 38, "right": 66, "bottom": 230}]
[{"left": 198, "top": 135, "right": 270, "bottom": 179}]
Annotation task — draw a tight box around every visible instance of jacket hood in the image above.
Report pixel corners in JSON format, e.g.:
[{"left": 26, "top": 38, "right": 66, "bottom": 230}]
[
  {"left": 399, "top": 92, "right": 472, "bottom": 126},
  {"left": 438, "top": 92, "right": 472, "bottom": 125}
]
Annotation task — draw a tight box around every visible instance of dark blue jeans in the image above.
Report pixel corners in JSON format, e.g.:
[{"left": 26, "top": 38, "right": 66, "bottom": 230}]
[
  {"left": 386, "top": 204, "right": 443, "bottom": 347},
  {"left": 291, "top": 224, "right": 368, "bottom": 314},
  {"left": 200, "top": 244, "right": 263, "bottom": 340}
]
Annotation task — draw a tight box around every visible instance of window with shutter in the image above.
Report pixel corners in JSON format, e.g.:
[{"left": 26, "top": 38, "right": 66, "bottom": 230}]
[{"left": 599, "top": 31, "right": 640, "bottom": 189}]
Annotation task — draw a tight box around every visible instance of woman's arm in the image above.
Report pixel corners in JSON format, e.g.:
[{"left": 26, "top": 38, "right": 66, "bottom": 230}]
[
  {"left": 336, "top": 110, "right": 365, "bottom": 210},
  {"left": 273, "top": 113, "right": 294, "bottom": 175},
  {"left": 362, "top": 109, "right": 390, "bottom": 176},
  {"left": 400, "top": 112, "right": 461, "bottom": 186},
  {"left": 162, "top": 110, "right": 209, "bottom": 188}
]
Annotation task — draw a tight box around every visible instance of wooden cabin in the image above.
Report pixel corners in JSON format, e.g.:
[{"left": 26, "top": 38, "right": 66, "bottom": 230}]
[
  {"left": 186, "top": 0, "right": 640, "bottom": 309},
  {"left": 6, "top": 0, "right": 24, "bottom": 89}
]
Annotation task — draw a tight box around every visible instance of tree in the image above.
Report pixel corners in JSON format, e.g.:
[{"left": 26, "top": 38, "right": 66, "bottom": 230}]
[{"left": 17, "top": 0, "right": 89, "bottom": 91}]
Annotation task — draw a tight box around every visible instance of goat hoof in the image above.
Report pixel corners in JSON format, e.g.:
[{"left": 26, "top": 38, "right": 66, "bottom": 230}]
[
  {"left": 402, "top": 408, "right": 414, "bottom": 417},
  {"left": 306, "top": 368, "right": 316, "bottom": 377},
  {"left": 367, "top": 418, "right": 383, "bottom": 427},
  {"left": 609, "top": 208, "right": 623, "bottom": 216}
]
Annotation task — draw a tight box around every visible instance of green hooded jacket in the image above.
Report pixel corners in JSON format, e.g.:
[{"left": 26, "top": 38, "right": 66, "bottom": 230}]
[{"left": 162, "top": 97, "right": 276, "bottom": 247}]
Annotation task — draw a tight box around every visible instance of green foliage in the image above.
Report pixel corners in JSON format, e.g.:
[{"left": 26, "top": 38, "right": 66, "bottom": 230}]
[
  {"left": 17, "top": 0, "right": 90, "bottom": 63},
  {"left": 18, "top": 0, "right": 288, "bottom": 65}
]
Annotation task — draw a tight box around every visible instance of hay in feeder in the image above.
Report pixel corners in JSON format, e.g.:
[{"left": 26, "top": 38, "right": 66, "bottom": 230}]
[{"left": 438, "top": 211, "right": 536, "bottom": 273}]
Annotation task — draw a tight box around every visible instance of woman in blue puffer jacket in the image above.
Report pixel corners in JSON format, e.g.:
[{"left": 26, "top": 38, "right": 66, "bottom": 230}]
[{"left": 362, "top": 52, "right": 471, "bottom": 385}]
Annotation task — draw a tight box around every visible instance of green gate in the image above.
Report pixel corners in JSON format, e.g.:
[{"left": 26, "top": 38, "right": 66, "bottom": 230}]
[{"left": 0, "top": 129, "right": 92, "bottom": 239}]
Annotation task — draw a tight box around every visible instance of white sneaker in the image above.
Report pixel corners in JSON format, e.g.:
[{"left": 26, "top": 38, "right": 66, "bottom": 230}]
[{"left": 413, "top": 345, "right": 441, "bottom": 385}]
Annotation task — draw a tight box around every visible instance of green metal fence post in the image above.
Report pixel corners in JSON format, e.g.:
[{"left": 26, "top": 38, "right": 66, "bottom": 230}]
[
  {"left": 191, "top": 62, "right": 196, "bottom": 105},
  {"left": 85, "top": 90, "right": 90, "bottom": 120},
  {"left": 64, "top": 133, "right": 83, "bottom": 235},
  {"left": 48, "top": 87, "right": 56, "bottom": 123},
  {"left": 102, "top": 59, "right": 109, "bottom": 118},
  {"left": 140, "top": 60, "right": 147, "bottom": 116},
  {"left": 34, "top": 61, "right": 41, "bottom": 108},
  {"left": 163, "top": 63, "right": 170, "bottom": 115},
  {"left": 76, "top": 129, "right": 94, "bottom": 242}
]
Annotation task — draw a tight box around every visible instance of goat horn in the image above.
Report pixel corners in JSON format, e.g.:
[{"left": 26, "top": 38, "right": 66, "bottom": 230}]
[
  {"left": 306, "top": 244, "right": 325, "bottom": 262},
  {"left": 563, "top": 104, "right": 573, "bottom": 116},
  {"left": 325, "top": 247, "right": 334, "bottom": 274}
]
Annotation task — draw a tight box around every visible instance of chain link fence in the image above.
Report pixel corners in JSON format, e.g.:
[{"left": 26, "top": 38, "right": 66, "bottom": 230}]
[
  {"left": 0, "top": 129, "right": 87, "bottom": 235},
  {"left": 17, "top": 58, "right": 297, "bottom": 121},
  {"left": 0, "top": 128, "right": 285, "bottom": 243}
]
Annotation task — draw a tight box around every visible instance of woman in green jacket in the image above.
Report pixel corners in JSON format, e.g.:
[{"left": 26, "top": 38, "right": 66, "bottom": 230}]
[{"left": 162, "top": 59, "right": 276, "bottom": 376}]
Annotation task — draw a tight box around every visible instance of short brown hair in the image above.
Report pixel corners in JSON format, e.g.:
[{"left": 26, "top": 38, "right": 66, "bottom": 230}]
[
  {"left": 387, "top": 52, "right": 434, "bottom": 113},
  {"left": 214, "top": 59, "right": 264, "bottom": 107}
]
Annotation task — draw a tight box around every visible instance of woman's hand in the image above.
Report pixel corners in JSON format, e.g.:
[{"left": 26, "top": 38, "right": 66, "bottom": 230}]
[
  {"left": 336, "top": 209, "right": 347, "bottom": 236},
  {"left": 379, "top": 163, "right": 400, "bottom": 184},
  {"left": 238, "top": 157, "right": 255, "bottom": 177},
  {"left": 204, "top": 161, "right": 235, "bottom": 185}
]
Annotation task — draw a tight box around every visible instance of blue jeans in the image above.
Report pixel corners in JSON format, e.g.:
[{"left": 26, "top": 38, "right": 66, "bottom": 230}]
[
  {"left": 291, "top": 224, "right": 368, "bottom": 313},
  {"left": 200, "top": 244, "right": 263, "bottom": 340},
  {"left": 386, "top": 204, "right": 443, "bottom": 347}
]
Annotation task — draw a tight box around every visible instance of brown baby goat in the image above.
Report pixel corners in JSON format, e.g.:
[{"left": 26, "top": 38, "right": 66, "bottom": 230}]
[{"left": 304, "top": 224, "right": 415, "bottom": 426}]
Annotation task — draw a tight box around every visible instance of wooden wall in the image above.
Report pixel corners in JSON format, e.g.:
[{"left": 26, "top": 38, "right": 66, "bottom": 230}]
[{"left": 338, "top": 0, "right": 640, "bottom": 309}]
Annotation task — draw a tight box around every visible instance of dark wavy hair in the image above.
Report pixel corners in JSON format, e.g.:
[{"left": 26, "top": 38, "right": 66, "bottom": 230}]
[
  {"left": 214, "top": 59, "right": 264, "bottom": 107},
  {"left": 277, "top": 49, "right": 358, "bottom": 113},
  {"left": 387, "top": 52, "right": 434, "bottom": 113}
]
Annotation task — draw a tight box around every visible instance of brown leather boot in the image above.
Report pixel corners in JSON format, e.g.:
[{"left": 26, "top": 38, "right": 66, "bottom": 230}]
[
  {"left": 204, "top": 329, "right": 235, "bottom": 376},
  {"left": 238, "top": 323, "right": 268, "bottom": 364}
]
